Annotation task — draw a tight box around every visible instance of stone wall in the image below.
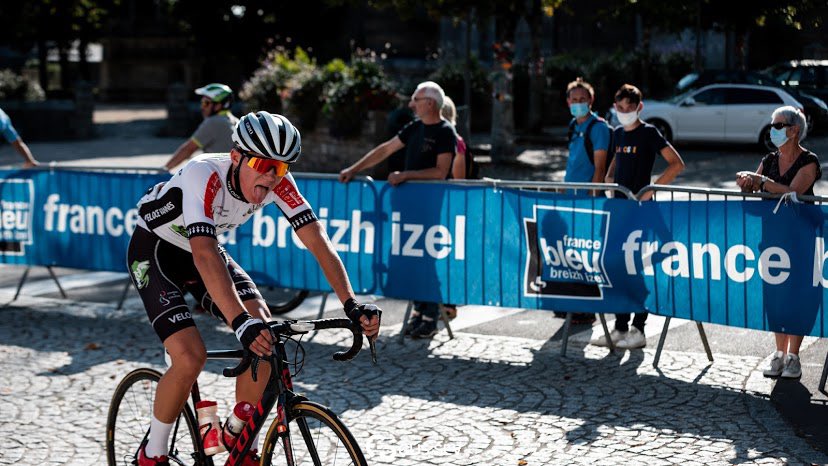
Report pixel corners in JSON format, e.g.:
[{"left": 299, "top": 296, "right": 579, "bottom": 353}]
[{"left": 290, "top": 111, "right": 387, "bottom": 174}]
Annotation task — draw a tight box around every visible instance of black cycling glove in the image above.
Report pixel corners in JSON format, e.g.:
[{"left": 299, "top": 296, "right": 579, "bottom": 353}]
[
  {"left": 344, "top": 298, "right": 381, "bottom": 324},
  {"left": 231, "top": 312, "right": 268, "bottom": 351}
]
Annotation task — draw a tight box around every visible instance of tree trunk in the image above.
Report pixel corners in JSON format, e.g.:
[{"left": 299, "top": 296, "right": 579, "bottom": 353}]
[
  {"left": 527, "top": 0, "right": 544, "bottom": 133},
  {"left": 78, "top": 39, "right": 90, "bottom": 82},
  {"left": 463, "top": 9, "right": 473, "bottom": 141},
  {"left": 37, "top": 38, "right": 48, "bottom": 92},
  {"left": 490, "top": 17, "right": 517, "bottom": 163},
  {"left": 58, "top": 45, "right": 71, "bottom": 91}
]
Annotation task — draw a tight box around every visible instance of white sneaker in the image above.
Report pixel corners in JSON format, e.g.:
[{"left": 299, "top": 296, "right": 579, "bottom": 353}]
[
  {"left": 590, "top": 329, "right": 626, "bottom": 347},
  {"left": 615, "top": 328, "right": 646, "bottom": 349},
  {"left": 781, "top": 353, "right": 802, "bottom": 379},
  {"left": 762, "top": 351, "right": 785, "bottom": 377}
]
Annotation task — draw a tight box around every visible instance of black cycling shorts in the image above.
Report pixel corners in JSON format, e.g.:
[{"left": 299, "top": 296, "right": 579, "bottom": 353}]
[{"left": 126, "top": 226, "right": 262, "bottom": 342}]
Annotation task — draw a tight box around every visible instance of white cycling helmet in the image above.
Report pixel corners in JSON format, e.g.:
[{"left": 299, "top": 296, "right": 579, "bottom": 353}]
[{"left": 233, "top": 111, "right": 301, "bottom": 164}]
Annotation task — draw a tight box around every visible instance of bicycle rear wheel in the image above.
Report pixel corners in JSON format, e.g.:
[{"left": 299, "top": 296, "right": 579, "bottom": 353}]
[
  {"left": 106, "top": 368, "right": 201, "bottom": 466},
  {"left": 261, "top": 401, "right": 367, "bottom": 466}
]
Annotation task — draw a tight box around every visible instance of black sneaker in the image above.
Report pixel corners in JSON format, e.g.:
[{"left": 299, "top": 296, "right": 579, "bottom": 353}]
[
  {"left": 403, "top": 313, "right": 422, "bottom": 337},
  {"left": 410, "top": 320, "right": 438, "bottom": 339}
]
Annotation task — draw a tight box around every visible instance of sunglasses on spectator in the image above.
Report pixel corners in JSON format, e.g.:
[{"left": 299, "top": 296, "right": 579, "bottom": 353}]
[
  {"left": 411, "top": 96, "right": 430, "bottom": 102},
  {"left": 200, "top": 98, "right": 214, "bottom": 107},
  {"left": 770, "top": 122, "right": 793, "bottom": 130},
  {"left": 236, "top": 147, "right": 290, "bottom": 176}
]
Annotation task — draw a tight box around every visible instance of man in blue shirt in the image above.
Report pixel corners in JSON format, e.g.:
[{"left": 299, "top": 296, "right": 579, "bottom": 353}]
[
  {"left": 0, "top": 108, "right": 39, "bottom": 167},
  {"left": 564, "top": 78, "right": 610, "bottom": 185},
  {"left": 561, "top": 78, "right": 610, "bottom": 325}
]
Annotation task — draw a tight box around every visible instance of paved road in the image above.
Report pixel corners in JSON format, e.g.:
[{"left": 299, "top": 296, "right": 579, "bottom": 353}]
[{"left": 0, "top": 106, "right": 827, "bottom": 464}]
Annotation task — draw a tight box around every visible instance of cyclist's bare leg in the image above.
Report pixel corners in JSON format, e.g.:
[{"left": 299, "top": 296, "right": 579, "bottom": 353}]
[
  {"left": 235, "top": 298, "right": 272, "bottom": 448},
  {"left": 157, "top": 327, "right": 207, "bottom": 421}
]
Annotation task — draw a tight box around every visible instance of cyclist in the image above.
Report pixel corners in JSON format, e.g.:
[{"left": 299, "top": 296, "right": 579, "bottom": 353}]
[
  {"left": 164, "top": 83, "right": 239, "bottom": 171},
  {"left": 128, "top": 111, "right": 381, "bottom": 466}
]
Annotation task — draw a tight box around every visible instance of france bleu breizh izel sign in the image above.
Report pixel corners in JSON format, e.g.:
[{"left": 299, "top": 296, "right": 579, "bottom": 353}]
[{"left": 0, "top": 168, "right": 825, "bottom": 338}]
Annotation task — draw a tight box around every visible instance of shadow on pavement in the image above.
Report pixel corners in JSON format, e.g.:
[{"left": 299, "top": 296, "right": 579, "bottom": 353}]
[{"left": 2, "top": 304, "right": 825, "bottom": 465}]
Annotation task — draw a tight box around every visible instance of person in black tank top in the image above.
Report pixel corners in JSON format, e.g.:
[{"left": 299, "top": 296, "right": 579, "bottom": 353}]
[{"left": 736, "top": 105, "right": 821, "bottom": 380}]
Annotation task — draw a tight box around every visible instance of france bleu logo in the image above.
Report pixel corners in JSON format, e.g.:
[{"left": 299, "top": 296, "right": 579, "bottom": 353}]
[
  {"left": 0, "top": 178, "right": 34, "bottom": 256},
  {"left": 523, "top": 205, "right": 612, "bottom": 299}
]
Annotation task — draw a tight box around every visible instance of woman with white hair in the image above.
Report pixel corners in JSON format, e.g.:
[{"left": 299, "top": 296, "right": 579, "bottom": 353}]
[{"left": 736, "top": 105, "right": 822, "bottom": 379}]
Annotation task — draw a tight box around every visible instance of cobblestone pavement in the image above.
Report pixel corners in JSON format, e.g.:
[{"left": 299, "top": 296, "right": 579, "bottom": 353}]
[{"left": 0, "top": 293, "right": 825, "bottom": 466}]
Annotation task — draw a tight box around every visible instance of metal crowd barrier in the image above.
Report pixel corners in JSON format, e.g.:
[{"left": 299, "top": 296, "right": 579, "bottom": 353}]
[{"left": 639, "top": 185, "right": 828, "bottom": 393}]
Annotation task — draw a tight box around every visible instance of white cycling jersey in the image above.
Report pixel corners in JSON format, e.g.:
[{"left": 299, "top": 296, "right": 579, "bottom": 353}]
[{"left": 136, "top": 153, "right": 317, "bottom": 251}]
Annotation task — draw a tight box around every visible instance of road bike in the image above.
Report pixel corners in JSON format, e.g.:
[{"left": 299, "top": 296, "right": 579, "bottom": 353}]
[{"left": 106, "top": 318, "right": 377, "bottom": 465}]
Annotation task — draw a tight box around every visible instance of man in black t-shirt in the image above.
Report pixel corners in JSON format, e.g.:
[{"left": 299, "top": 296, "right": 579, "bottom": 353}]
[
  {"left": 591, "top": 84, "right": 685, "bottom": 350},
  {"left": 340, "top": 81, "right": 456, "bottom": 339}
]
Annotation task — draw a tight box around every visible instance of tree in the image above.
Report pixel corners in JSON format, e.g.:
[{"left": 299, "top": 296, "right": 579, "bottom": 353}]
[{"left": 0, "top": 0, "right": 119, "bottom": 92}]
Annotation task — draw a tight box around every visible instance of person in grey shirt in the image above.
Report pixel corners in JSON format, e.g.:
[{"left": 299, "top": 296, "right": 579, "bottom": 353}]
[{"left": 164, "top": 83, "right": 239, "bottom": 171}]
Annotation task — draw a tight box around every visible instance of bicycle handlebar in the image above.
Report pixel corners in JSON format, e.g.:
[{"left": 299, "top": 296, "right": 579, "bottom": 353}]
[{"left": 222, "top": 318, "right": 366, "bottom": 378}]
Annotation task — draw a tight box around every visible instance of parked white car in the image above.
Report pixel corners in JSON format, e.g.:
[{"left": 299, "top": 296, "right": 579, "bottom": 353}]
[{"left": 607, "top": 84, "right": 805, "bottom": 151}]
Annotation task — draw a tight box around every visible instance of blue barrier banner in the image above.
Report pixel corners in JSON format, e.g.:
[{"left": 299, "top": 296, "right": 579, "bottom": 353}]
[{"left": 0, "top": 169, "right": 825, "bottom": 337}]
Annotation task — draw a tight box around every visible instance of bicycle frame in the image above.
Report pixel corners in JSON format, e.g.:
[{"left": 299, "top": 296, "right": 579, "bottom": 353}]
[{"left": 183, "top": 318, "right": 370, "bottom": 466}]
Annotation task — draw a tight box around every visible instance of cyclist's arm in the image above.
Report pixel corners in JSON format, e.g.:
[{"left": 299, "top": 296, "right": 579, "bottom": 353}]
[
  {"left": 295, "top": 221, "right": 355, "bottom": 304},
  {"left": 164, "top": 139, "right": 200, "bottom": 171},
  {"left": 190, "top": 236, "right": 248, "bottom": 322}
]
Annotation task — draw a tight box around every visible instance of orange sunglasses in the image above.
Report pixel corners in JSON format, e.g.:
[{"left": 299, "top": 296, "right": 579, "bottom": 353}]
[{"left": 246, "top": 156, "right": 289, "bottom": 176}]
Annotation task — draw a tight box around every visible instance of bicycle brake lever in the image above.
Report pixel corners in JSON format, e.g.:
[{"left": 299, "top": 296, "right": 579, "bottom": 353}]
[
  {"left": 251, "top": 355, "right": 260, "bottom": 383},
  {"left": 368, "top": 337, "right": 378, "bottom": 365}
]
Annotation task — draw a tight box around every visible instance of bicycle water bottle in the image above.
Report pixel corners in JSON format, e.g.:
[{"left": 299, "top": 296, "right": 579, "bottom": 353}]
[
  {"left": 222, "top": 401, "right": 254, "bottom": 449},
  {"left": 196, "top": 400, "right": 226, "bottom": 455}
]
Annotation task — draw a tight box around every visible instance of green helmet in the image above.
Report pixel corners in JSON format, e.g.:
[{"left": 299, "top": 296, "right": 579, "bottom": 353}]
[{"left": 195, "top": 83, "right": 233, "bottom": 108}]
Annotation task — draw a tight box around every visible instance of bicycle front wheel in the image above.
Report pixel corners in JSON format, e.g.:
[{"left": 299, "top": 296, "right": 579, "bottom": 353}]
[
  {"left": 261, "top": 401, "right": 367, "bottom": 466},
  {"left": 106, "top": 368, "right": 201, "bottom": 466}
]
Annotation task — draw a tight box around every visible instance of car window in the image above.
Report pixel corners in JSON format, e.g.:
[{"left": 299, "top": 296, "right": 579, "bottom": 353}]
[
  {"left": 787, "top": 68, "right": 819, "bottom": 89},
  {"left": 691, "top": 88, "right": 726, "bottom": 105},
  {"left": 725, "top": 88, "right": 784, "bottom": 105}
]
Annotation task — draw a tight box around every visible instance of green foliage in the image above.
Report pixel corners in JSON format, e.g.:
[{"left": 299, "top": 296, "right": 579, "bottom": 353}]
[
  {"left": 240, "top": 47, "right": 398, "bottom": 138},
  {"left": 322, "top": 51, "right": 398, "bottom": 138},
  {"left": 239, "top": 46, "right": 316, "bottom": 114},
  {"left": 0, "top": 69, "right": 46, "bottom": 101}
]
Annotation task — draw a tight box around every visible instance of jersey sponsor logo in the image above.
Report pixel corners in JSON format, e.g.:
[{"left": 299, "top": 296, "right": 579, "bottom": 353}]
[
  {"left": 274, "top": 179, "right": 304, "bottom": 209},
  {"left": 236, "top": 287, "right": 259, "bottom": 298},
  {"left": 168, "top": 311, "right": 192, "bottom": 324},
  {"left": 204, "top": 172, "right": 222, "bottom": 219},
  {"left": 170, "top": 224, "right": 188, "bottom": 238},
  {"left": 159, "top": 290, "right": 181, "bottom": 306},
  {"left": 142, "top": 201, "right": 176, "bottom": 223},
  {"left": 131, "top": 260, "right": 150, "bottom": 289},
  {"left": 138, "top": 188, "right": 183, "bottom": 230}
]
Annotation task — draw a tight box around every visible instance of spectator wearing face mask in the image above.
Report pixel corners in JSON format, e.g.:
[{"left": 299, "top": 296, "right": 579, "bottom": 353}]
[
  {"left": 591, "top": 84, "right": 685, "bottom": 350},
  {"left": 560, "top": 77, "right": 613, "bottom": 325},
  {"left": 736, "top": 105, "right": 821, "bottom": 380}
]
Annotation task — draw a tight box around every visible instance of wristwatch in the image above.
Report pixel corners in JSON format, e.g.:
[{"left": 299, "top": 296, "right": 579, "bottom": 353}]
[{"left": 759, "top": 177, "right": 767, "bottom": 191}]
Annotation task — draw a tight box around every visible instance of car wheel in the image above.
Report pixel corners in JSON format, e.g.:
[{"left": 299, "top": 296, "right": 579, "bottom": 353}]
[
  {"left": 647, "top": 119, "right": 672, "bottom": 142},
  {"left": 759, "top": 125, "right": 775, "bottom": 152}
]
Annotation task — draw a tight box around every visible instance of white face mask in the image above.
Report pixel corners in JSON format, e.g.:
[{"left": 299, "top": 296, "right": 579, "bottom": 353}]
[{"left": 617, "top": 110, "right": 638, "bottom": 127}]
